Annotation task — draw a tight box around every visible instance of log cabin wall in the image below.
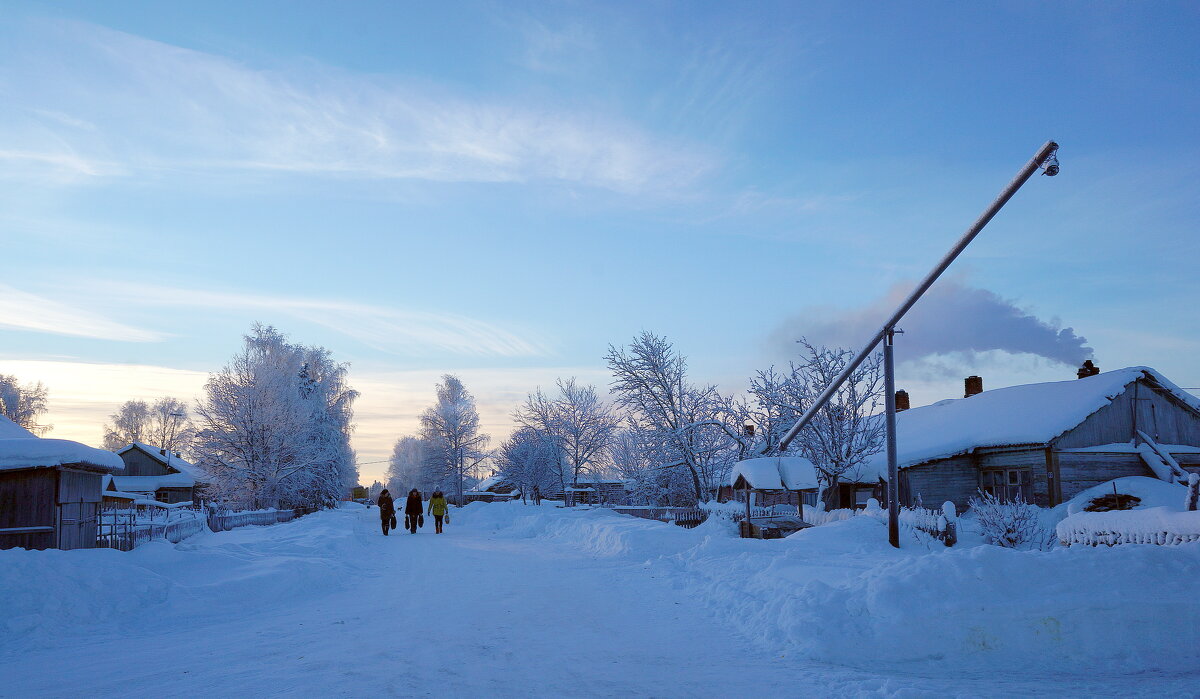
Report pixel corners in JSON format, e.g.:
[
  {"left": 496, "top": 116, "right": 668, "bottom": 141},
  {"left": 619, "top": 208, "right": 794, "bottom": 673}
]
[
  {"left": 902, "top": 454, "right": 977, "bottom": 512},
  {"left": 0, "top": 469, "right": 57, "bottom": 550},
  {"left": 1054, "top": 452, "right": 1151, "bottom": 502}
]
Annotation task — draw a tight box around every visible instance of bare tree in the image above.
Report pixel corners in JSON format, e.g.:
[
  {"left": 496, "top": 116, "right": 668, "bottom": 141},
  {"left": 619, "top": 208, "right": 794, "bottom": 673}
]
[
  {"left": 605, "top": 332, "right": 731, "bottom": 503},
  {"left": 103, "top": 397, "right": 194, "bottom": 453},
  {"left": 0, "top": 374, "right": 50, "bottom": 434},
  {"left": 514, "top": 378, "right": 620, "bottom": 500}
]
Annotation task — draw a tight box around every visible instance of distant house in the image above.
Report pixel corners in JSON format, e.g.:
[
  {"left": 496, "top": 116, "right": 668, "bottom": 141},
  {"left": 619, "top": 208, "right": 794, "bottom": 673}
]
[
  {"left": 114, "top": 443, "right": 209, "bottom": 504},
  {"left": 565, "top": 476, "right": 627, "bottom": 506},
  {"left": 870, "top": 366, "right": 1200, "bottom": 512},
  {"left": 0, "top": 415, "right": 126, "bottom": 550}
]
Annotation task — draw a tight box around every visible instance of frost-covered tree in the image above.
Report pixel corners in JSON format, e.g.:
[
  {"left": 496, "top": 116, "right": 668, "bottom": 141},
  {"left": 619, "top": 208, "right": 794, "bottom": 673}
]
[
  {"left": 103, "top": 397, "right": 194, "bottom": 453},
  {"left": 749, "top": 339, "right": 885, "bottom": 507},
  {"left": 497, "top": 427, "right": 563, "bottom": 503},
  {"left": 419, "top": 374, "right": 489, "bottom": 505},
  {"left": 605, "top": 332, "right": 735, "bottom": 503},
  {"left": 514, "top": 377, "right": 620, "bottom": 494},
  {"left": 193, "top": 325, "right": 358, "bottom": 510},
  {"left": 386, "top": 435, "right": 432, "bottom": 494},
  {"left": 0, "top": 374, "right": 49, "bottom": 434}
]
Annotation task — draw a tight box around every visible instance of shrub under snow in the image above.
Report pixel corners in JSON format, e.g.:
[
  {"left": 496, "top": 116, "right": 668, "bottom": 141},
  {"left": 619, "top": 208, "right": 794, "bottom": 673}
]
[{"left": 967, "top": 491, "right": 1054, "bottom": 550}]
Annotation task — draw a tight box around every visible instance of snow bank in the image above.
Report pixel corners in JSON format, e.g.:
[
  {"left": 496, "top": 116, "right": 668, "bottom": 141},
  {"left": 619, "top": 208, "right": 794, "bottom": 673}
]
[
  {"left": 729, "top": 456, "right": 818, "bottom": 490},
  {"left": 1064, "top": 476, "right": 1187, "bottom": 513},
  {"left": 458, "top": 501, "right": 1200, "bottom": 676},
  {"left": 0, "top": 508, "right": 367, "bottom": 650}
]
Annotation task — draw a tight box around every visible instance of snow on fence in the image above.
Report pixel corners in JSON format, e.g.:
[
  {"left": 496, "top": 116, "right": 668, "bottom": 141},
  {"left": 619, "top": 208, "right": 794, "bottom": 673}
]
[
  {"left": 207, "top": 508, "right": 301, "bottom": 532},
  {"left": 612, "top": 505, "right": 781, "bottom": 529},
  {"left": 97, "top": 504, "right": 206, "bottom": 551},
  {"left": 805, "top": 501, "right": 958, "bottom": 546},
  {"left": 1056, "top": 508, "right": 1200, "bottom": 547}
]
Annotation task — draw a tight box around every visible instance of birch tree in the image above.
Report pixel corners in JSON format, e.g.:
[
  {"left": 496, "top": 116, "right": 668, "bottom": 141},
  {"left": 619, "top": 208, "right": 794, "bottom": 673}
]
[{"left": 419, "top": 374, "right": 489, "bottom": 504}]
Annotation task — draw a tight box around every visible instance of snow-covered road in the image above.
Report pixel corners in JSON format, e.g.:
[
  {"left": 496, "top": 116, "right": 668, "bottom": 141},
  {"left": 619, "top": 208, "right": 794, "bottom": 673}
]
[{"left": 1, "top": 504, "right": 1195, "bottom": 697}]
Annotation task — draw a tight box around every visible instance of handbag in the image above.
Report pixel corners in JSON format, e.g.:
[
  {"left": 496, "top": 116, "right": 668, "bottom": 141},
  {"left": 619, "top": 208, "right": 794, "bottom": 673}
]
[
  {"left": 444, "top": 513, "right": 450, "bottom": 525},
  {"left": 418, "top": 514, "right": 425, "bottom": 528},
  {"left": 390, "top": 514, "right": 397, "bottom": 529}
]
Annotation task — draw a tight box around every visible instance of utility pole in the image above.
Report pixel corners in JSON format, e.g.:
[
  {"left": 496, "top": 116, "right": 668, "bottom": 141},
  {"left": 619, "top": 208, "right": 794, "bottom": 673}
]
[{"left": 883, "top": 329, "right": 900, "bottom": 548}]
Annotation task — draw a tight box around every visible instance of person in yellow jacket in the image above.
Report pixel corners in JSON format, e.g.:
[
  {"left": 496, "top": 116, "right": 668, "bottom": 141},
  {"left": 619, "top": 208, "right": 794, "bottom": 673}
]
[{"left": 427, "top": 490, "right": 449, "bottom": 534}]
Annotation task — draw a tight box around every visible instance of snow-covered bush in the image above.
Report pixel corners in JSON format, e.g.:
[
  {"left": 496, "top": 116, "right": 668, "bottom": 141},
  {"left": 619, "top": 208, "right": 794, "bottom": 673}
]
[
  {"left": 967, "top": 491, "right": 1054, "bottom": 550},
  {"left": 1187, "top": 473, "right": 1199, "bottom": 512}
]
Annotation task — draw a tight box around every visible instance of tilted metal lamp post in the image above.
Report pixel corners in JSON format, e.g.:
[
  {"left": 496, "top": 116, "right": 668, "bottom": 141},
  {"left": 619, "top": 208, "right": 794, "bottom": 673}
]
[{"left": 770, "top": 141, "right": 1060, "bottom": 547}]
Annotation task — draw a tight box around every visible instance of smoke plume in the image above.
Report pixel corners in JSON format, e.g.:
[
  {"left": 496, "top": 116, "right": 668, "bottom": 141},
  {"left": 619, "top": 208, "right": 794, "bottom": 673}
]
[{"left": 771, "top": 280, "right": 1092, "bottom": 366}]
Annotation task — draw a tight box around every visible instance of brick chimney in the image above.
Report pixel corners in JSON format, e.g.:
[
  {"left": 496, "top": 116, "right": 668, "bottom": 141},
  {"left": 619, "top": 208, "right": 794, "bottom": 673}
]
[
  {"left": 1077, "top": 359, "right": 1100, "bottom": 379},
  {"left": 894, "top": 390, "right": 910, "bottom": 411},
  {"left": 964, "top": 375, "right": 983, "bottom": 398},
  {"left": 743, "top": 424, "right": 755, "bottom": 438}
]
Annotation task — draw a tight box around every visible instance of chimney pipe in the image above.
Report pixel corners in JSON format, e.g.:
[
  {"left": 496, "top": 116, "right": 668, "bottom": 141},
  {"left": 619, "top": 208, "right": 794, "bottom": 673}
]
[
  {"left": 964, "top": 376, "right": 983, "bottom": 398},
  {"left": 1077, "top": 360, "right": 1100, "bottom": 379},
  {"left": 895, "top": 390, "right": 910, "bottom": 411}
]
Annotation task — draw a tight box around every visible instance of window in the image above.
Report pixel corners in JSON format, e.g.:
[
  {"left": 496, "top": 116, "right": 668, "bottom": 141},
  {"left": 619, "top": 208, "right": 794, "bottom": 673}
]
[
  {"left": 156, "top": 491, "right": 170, "bottom": 503},
  {"left": 981, "top": 468, "right": 1032, "bottom": 503}
]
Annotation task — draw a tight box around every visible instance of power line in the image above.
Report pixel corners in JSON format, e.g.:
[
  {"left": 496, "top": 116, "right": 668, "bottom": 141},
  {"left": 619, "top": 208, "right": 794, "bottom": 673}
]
[{"left": 355, "top": 459, "right": 390, "bottom": 465}]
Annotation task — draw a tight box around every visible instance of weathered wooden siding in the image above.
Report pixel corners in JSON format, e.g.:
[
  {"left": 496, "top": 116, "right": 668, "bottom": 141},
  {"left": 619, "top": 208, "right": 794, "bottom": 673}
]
[
  {"left": 976, "top": 448, "right": 1051, "bottom": 504},
  {"left": 1056, "top": 378, "right": 1200, "bottom": 448},
  {"left": 119, "top": 447, "right": 172, "bottom": 476},
  {"left": 903, "top": 455, "right": 978, "bottom": 512},
  {"left": 1055, "top": 452, "right": 1150, "bottom": 501},
  {"left": 0, "top": 468, "right": 56, "bottom": 550}
]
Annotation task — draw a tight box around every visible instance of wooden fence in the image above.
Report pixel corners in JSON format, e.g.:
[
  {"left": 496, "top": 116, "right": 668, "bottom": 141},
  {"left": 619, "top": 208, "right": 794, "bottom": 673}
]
[
  {"left": 207, "top": 508, "right": 300, "bottom": 532},
  {"left": 97, "top": 506, "right": 207, "bottom": 551}
]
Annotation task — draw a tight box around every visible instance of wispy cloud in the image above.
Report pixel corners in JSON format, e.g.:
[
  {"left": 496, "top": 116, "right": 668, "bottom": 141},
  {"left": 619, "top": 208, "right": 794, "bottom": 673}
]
[
  {"left": 0, "top": 19, "right": 713, "bottom": 193},
  {"left": 0, "top": 284, "right": 167, "bottom": 342},
  {"left": 84, "top": 282, "right": 548, "bottom": 358}
]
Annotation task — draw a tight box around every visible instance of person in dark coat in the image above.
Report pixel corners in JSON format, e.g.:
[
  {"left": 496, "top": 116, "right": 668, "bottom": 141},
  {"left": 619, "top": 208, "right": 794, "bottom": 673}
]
[
  {"left": 404, "top": 488, "right": 423, "bottom": 534},
  {"left": 377, "top": 489, "right": 396, "bottom": 535}
]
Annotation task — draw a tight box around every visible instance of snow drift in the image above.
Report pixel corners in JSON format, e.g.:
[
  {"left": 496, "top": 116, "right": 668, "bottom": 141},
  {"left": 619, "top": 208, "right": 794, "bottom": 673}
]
[{"left": 457, "top": 502, "right": 1200, "bottom": 677}]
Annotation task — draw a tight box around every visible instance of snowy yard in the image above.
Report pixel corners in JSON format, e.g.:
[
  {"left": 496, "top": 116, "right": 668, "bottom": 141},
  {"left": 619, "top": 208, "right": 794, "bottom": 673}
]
[{"left": 2, "top": 503, "right": 1197, "bottom": 698}]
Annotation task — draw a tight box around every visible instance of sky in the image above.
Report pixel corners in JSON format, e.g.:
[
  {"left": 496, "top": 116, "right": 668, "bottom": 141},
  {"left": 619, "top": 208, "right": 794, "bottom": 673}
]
[{"left": 2, "top": 1, "right": 1198, "bottom": 484}]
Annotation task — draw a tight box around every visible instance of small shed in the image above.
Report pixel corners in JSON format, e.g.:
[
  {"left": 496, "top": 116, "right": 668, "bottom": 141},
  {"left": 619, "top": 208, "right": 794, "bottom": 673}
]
[
  {"left": 0, "top": 416, "right": 126, "bottom": 550},
  {"left": 729, "top": 456, "right": 819, "bottom": 533}
]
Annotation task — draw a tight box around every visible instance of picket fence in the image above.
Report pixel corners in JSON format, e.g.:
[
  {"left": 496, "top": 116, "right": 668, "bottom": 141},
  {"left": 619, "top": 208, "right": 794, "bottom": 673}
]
[{"left": 804, "top": 502, "right": 958, "bottom": 546}]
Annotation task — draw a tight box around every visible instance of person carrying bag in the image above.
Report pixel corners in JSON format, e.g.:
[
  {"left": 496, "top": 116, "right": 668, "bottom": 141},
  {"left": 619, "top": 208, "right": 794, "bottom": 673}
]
[
  {"left": 404, "top": 488, "right": 424, "bottom": 534},
  {"left": 427, "top": 490, "right": 449, "bottom": 534},
  {"left": 377, "top": 489, "right": 396, "bottom": 536}
]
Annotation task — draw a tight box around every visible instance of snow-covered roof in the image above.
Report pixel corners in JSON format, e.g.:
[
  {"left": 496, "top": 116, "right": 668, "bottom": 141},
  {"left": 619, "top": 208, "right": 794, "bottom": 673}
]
[
  {"left": 117, "top": 442, "right": 208, "bottom": 481},
  {"left": 0, "top": 416, "right": 125, "bottom": 473},
  {"left": 113, "top": 473, "right": 194, "bottom": 492},
  {"left": 729, "top": 456, "right": 819, "bottom": 491},
  {"left": 475, "top": 475, "right": 505, "bottom": 492},
  {"left": 865, "top": 367, "right": 1198, "bottom": 475}
]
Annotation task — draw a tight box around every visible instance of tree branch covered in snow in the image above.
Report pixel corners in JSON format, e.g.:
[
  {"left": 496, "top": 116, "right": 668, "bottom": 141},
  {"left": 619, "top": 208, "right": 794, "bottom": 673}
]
[
  {"left": 0, "top": 374, "right": 50, "bottom": 434},
  {"left": 193, "top": 324, "right": 358, "bottom": 510}
]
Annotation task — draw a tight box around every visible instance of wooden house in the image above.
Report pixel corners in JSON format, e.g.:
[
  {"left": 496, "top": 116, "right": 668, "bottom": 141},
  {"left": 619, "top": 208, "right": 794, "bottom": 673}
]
[
  {"left": 565, "top": 477, "right": 628, "bottom": 506},
  {"left": 870, "top": 366, "right": 1200, "bottom": 512},
  {"left": 0, "top": 416, "right": 126, "bottom": 550},
  {"left": 114, "top": 442, "right": 208, "bottom": 504}
]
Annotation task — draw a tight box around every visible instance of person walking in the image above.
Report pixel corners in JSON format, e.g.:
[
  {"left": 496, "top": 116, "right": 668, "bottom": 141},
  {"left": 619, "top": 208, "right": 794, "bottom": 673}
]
[
  {"left": 427, "top": 490, "right": 449, "bottom": 534},
  {"left": 377, "top": 489, "right": 396, "bottom": 536},
  {"left": 404, "top": 488, "right": 424, "bottom": 534}
]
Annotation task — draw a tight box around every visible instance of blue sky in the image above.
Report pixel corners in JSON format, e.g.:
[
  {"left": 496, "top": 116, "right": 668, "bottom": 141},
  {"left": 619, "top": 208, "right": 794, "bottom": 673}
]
[{"left": 2, "top": 1, "right": 1198, "bottom": 482}]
